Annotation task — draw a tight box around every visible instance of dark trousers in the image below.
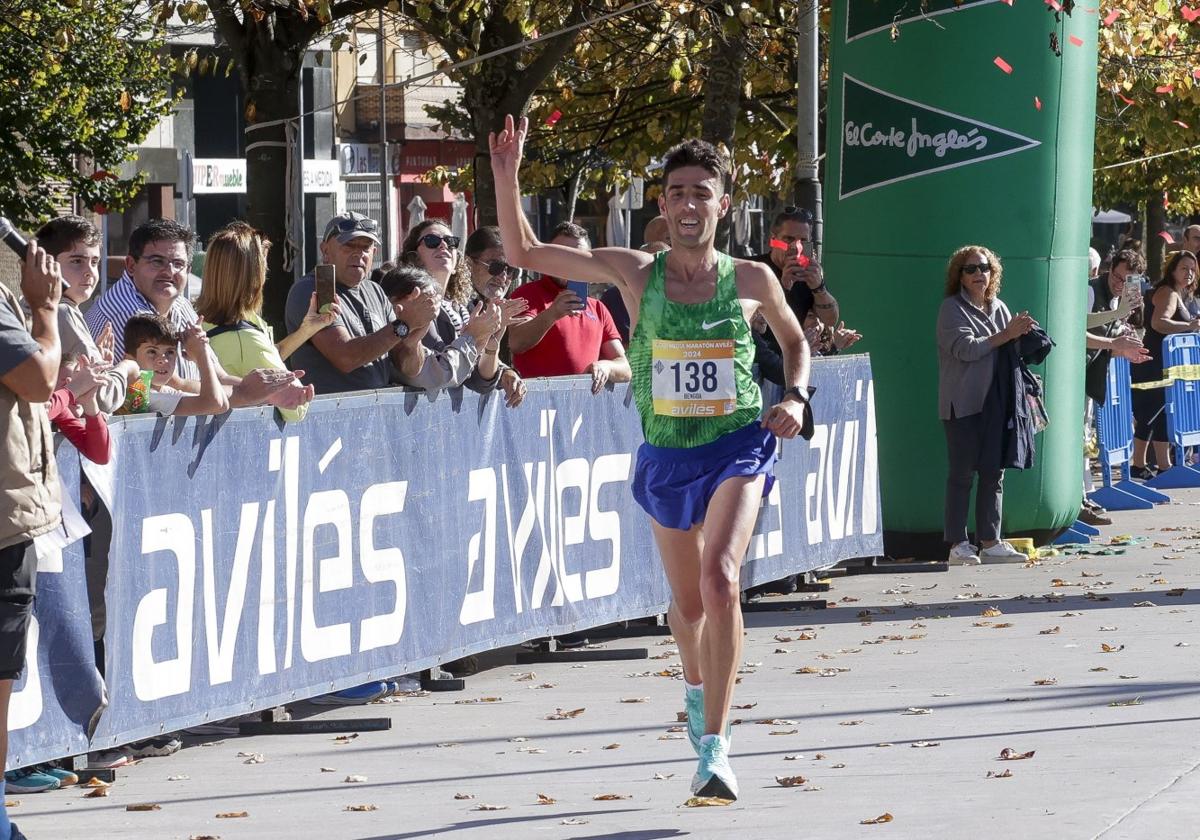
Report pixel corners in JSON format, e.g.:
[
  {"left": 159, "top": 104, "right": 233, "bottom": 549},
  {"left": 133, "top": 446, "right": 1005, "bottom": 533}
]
[
  {"left": 0, "top": 540, "right": 37, "bottom": 681},
  {"left": 943, "top": 412, "right": 1004, "bottom": 545}
]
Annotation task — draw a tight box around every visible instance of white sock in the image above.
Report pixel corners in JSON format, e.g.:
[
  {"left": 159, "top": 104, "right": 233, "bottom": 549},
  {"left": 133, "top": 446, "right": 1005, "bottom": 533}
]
[{"left": 685, "top": 679, "right": 703, "bottom": 693}]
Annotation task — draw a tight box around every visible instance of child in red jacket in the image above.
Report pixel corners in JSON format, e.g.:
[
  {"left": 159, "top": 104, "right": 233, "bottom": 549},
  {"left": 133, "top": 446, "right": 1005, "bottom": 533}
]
[{"left": 48, "top": 353, "right": 111, "bottom": 465}]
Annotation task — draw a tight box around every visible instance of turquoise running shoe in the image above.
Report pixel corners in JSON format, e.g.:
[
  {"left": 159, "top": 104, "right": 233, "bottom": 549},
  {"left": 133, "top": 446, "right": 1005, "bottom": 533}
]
[{"left": 690, "top": 735, "right": 738, "bottom": 801}]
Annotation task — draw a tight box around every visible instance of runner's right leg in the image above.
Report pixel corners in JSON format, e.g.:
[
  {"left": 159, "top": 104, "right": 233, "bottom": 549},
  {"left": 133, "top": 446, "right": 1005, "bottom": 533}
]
[{"left": 652, "top": 522, "right": 705, "bottom": 687}]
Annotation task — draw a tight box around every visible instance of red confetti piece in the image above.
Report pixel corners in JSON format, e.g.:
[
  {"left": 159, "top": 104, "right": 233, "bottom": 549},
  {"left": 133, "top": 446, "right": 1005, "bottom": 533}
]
[
  {"left": 1117, "top": 93, "right": 1136, "bottom": 105},
  {"left": 1193, "top": 68, "right": 1200, "bottom": 79},
  {"left": 1174, "top": 120, "right": 1190, "bottom": 129},
  {"left": 1000, "top": 0, "right": 1012, "bottom": 5},
  {"left": 1034, "top": 96, "right": 1043, "bottom": 111},
  {"left": 1045, "top": 0, "right": 1062, "bottom": 10},
  {"left": 1156, "top": 84, "right": 1174, "bottom": 94},
  {"left": 92, "top": 203, "right": 107, "bottom": 215},
  {"left": 1103, "top": 9, "right": 1120, "bottom": 25},
  {"left": 1183, "top": 7, "right": 1200, "bottom": 23},
  {"left": 769, "top": 239, "right": 789, "bottom": 250},
  {"left": 994, "top": 56, "right": 1013, "bottom": 74},
  {"left": 545, "top": 110, "right": 562, "bottom": 127},
  {"left": 1159, "top": 231, "right": 1176, "bottom": 243},
  {"left": 1069, "top": 35, "right": 1084, "bottom": 47}
]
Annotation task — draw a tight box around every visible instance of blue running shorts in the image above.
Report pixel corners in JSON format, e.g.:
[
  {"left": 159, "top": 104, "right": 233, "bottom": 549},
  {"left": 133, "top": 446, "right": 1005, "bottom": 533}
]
[{"left": 632, "top": 422, "right": 778, "bottom": 531}]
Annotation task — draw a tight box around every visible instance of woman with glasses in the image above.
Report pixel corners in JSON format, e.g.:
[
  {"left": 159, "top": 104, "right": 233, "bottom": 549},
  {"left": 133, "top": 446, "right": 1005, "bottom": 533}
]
[
  {"left": 937, "top": 245, "right": 1036, "bottom": 565},
  {"left": 195, "top": 222, "right": 335, "bottom": 422},
  {"left": 465, "top": 226, "right": 521, "bottom": 304},
  {"left": 1129, "top": 249, "right": 1200, "bottom": 478},
  {"left": 399, "top": 219, "right": 529, "bottom": 406}
]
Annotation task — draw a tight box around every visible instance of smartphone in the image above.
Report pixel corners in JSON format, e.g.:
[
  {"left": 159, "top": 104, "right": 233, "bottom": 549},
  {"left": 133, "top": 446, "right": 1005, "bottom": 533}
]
[
  {"left": 566, "top": 280, "right": 589, "bottom": 313},
  {"left": 0, "top": 216, "right": 28, "bottom": 258},
  {"left": 314, "top": 264, "right": 337, "bottom": 314}
]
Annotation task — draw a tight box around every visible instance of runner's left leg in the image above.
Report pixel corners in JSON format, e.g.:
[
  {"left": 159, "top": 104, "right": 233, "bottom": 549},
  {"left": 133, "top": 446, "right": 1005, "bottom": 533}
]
[{"left": 698, "top": 474, "right": 766, "bottom": 737}]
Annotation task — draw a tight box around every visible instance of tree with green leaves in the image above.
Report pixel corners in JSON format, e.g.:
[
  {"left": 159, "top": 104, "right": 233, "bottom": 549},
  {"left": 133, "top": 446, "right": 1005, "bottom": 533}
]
[
  {"left": 1094, "top": 0, "right": 1200, "bottom": 277},
  {"left": 0, "top": 1, "right": 178, "bottom": 225}
]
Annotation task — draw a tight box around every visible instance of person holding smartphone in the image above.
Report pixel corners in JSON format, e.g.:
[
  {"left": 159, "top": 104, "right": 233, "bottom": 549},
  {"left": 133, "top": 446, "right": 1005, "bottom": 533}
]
[{"left": 507, "top": 221, "right": 631, "bottom": 394}]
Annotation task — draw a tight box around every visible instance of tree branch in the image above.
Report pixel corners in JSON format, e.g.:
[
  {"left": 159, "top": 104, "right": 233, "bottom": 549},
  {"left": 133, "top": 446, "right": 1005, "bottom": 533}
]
[
  {"left": 499, "top": 0, "right": 587, "bottom": 114},
  {"left": 745, "top": 95, "right": 788, "bottom": 132},
  {"left": 206, "top": 0, "right": 248, "bottom": 57}
]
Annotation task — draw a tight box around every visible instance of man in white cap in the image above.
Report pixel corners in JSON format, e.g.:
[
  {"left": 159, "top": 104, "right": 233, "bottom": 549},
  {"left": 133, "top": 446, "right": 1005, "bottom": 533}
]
[{"left": 285, "top": 211, "right": 434, "bottom": 395}]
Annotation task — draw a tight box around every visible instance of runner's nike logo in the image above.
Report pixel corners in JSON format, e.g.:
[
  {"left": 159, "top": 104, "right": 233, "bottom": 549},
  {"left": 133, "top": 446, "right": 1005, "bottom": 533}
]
[{"left": 701, "top": 318, "right": 732, "bottom": 330}]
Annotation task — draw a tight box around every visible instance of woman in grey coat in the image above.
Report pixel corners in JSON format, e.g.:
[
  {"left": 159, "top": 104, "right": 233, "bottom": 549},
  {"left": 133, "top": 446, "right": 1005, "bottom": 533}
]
[{"left": 936, "top": 245, "right": 1036, "bottom": 565}]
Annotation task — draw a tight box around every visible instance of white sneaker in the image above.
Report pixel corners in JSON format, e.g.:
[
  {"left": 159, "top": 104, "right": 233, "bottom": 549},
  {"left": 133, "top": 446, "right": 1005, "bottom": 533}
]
[
  {"left": 980, "top": 541, "right": 1027, "bottom": 564},
  {"left": 948, "top": 541, "right": 980, "bottom": 565}
]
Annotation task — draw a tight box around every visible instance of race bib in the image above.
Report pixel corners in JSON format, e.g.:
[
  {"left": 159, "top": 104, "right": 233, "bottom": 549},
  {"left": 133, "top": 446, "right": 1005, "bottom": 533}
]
[{"left": 652, "top": 339, "right": 737, "bottom": 417}]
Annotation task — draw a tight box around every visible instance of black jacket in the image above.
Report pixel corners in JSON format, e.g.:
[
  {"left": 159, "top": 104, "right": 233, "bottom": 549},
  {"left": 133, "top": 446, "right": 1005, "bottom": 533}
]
[{"left": 981, "top": 327, "right": 1054, "bottom": 471}]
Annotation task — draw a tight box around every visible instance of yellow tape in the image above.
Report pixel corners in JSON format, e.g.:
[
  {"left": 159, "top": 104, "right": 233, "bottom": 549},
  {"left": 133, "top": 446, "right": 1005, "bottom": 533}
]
[{"left": 1129, "top": 363, "right": 1200, "bottom": 390}]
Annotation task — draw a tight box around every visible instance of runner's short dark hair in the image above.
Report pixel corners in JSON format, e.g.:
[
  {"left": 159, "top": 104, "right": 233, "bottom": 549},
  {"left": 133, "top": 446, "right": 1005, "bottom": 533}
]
[
  {"left": 129, "top": 218, "right": 195, "bottom": 260},
  {"left": 662, "top": 139, "right": 729, "bottom": 188},
  {"left": 549, "top": 221, "right": 589, "bottom": 245},
  {"left": 35, "top": 215, "right": 99, "bottom": 257}
]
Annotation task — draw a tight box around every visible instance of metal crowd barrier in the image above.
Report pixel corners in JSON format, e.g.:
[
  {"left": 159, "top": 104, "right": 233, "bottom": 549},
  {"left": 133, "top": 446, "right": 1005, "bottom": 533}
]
[{"left": 1089, "top": 355, "right": 1169, "bottom": 510}]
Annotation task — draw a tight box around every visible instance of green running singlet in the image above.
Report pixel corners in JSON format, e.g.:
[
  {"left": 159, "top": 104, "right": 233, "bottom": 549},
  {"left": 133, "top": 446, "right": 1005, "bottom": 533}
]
[{"left": 628, "top": 250, "right": 762, "bottom": 449}]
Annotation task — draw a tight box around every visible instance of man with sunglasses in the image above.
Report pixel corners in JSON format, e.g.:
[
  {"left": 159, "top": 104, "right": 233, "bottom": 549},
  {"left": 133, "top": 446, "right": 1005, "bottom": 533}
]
[
  {"left": 286, "top": 212, "right": 435, "bottom": 396},
  {"left": 507, "top": 222, "right": 631, "bottom": 394}
]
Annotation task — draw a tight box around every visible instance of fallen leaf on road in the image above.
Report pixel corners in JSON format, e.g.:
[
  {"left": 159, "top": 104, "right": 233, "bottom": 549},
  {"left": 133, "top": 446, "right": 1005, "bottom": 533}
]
[
  {"left": 776, "top": 775, "right": 808, "bottom": 787},
  {"left": 831, "top": 763, "right": 847, "bottom": 768},
  {"left": 731, "top": 702, "right": 757, "bottom": 710},
  {"left": 215, "top": 811, "right": 248, "bottom": 818},
  {"left": 1109, "top": 697, "right": 1143, "bottom": 707},
  {"left": 238, "top": 752, "right": 265, "bottom": 764},
  {"left": 784, "top": 754, "right": 803, "bottom": 760},
  {"left": 536, "top": 793, "right": 556, "bottom": 805},
  {"left": 987, "top": 769, "right": 1013, "bottom": 779},
  {"left": 561, "top": 817, "right": 589, "bottom": 825},
  {"left": 508, "top": 736, "right": 528, "bottom": 743},
  {"left": 602, "top": 743, "right": 620, "bottom": 750},
  {"left": 770, "top": 729, "right": 799, "bottom": 735},
  {"left": 912, "top": 741, "right": 940, "bottom": 748},
  {"left": 1101, "top": 644, "right": 1124, "bottom": 653},
  {"left": 333, "top": 734, "right": 358, "bottom": 744},
  {"left": 472, "top": 804, "right": 508, "bottom": 811},
  {"left": 1090, "top": 667, "right": 1109, "bottom": 672},
  {"left": 345, "top": 804, "right": 378, "bottom": 812},
  {"left": 167, "top": 774, "right": 190, "bottom": 781},
  {"left": 619, "top": 697, "right": 649, "bottom": 703},
  {"left": 453, "top": 793, "right": 475, "bottom": 800},
  {"left": 84, "top": 778, "right": 109, "bottom": 788},
  {"left": 343, "top": 775, "right": 367, "bottom": 783},
  {"left": 84, "top": 787, "right": 108, "bottom": 798},
  {"left": 1033, "top": 678, "right": 1057, "bottom": 686},
  {"left": 1133, "top": 601, "right": 1157, "bottom": 608},
  {"left": 545, "top": 708, "right": 586, "bottom": 720},
  {"left": 658, "top": 734, "right": 684, "bottom": 740},
  {"left": 1062, "top": 612, "right": 1083, "bottom": 617},
  {"left": 861, "top": 813, "right": 894, "bottom": 824},
  {"left": 126, "top": 804, "right": 161, "bottom": 812},
  {"left": 455, "top": 697, "right": 501, "bottom": 704},
  {"left": 684, "top": 796, "right": 733, "bottom": 807},
  {"left": 982, "top": 607, "right": 1003, "bottom": 617},
  {"left": 513, "top": 672, "right": 536, "bottom": 681},
  {"left": 814, "top": 753, "right": 827, "bottom": 760},
  {"left": 652, "top": 772, "right": 675, "bottom": 780},
  {"left": 1039, "top": 626, "right": 1061, "bottom": 635},
  {"left": 593, "top": 793, "right": 631, "bottom": 801},
  {"left": 903, "top": 708, "right": 931, "bottom": 715},
  {"left": 530, "top": 683, "right": 556, "bottom": 690},
  {"left": 757, "top": 718, "right": 798, "bottom": 726},
  {"left": 998, "top": 748, "right": 1035, "bottom": 760},
  {"left": 839, "top": 719, "right": 865, "bottom": 726},
  {"left": 516, "top": 747, "right": 546, "bottom": 754},
  {"left": 1118, "top": 675, "right": 1139, "bottom": 680}
]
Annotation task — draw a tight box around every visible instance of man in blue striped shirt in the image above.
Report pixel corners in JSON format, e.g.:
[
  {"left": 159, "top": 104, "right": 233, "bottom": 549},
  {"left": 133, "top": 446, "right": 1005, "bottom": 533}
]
[{"left": 85, "top": 219, "right": 310, "bottom": 410}]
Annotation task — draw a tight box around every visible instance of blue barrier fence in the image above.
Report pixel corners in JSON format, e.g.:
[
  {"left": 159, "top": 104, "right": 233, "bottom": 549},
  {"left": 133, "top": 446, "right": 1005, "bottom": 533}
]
[
  {"left": 1147, "top": 334, "right": 1200, "bottom": 489},
  {"left": 1089, "top": 356, "right": 1168, "bottom": 510},
  {"left": 9, "top": 355, "right": 882, "bottom": 767}
]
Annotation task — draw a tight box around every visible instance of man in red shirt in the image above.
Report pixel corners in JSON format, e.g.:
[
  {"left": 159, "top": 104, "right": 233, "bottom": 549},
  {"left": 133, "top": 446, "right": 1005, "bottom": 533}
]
[{"left": 508, "top": 222, "right": 631, "bottom": 393}]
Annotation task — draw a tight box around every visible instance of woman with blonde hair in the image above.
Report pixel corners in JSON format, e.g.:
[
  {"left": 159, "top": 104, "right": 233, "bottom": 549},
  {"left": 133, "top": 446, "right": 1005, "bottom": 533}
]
[
  {"left": 195, "top": 222, "right": 338, "bottom": 421},
  {"left": 936, "top": 245, "right": 1036, "bottom": 565}
]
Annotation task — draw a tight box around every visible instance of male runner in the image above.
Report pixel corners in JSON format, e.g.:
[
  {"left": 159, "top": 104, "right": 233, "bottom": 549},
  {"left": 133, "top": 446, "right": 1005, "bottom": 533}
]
[{"left": 491, "top": 115, "right": 812, "bottom": 800}]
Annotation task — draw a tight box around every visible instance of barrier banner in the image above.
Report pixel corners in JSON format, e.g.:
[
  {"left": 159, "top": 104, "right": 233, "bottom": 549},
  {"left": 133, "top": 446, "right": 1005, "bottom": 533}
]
[
  {"left": 85, "top": 356, "right": 881, "bottom": 746},
  {"left": 7, "top": 445, "right": 106, "bottom": 769}
]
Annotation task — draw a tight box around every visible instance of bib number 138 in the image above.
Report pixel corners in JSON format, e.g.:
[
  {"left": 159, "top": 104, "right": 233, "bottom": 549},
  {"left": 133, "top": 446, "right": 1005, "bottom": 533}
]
[{"left": 652, "top": 339, "right": 737, "bottom": 417}]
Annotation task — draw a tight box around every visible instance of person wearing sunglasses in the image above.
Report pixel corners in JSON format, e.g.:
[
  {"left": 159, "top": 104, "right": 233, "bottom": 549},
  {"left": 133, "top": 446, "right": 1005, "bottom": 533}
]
[
  {"left": 748, "top": 206, "right": 839, "bottom": 328},
  {"left": 937, "top": 245, "right": 1036, "bottom": 566},
  {"left": 465, "top": 226, "right": 522, "bottom": 304},
  {"left": 401, "top": 219, "right": 529, "bottom": 407}
]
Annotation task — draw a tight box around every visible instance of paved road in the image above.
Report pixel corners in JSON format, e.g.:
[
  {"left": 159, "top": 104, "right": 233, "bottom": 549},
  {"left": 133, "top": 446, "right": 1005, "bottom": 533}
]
[{"left": 15, "top": 492, "right": 1200, "bottom": 839}]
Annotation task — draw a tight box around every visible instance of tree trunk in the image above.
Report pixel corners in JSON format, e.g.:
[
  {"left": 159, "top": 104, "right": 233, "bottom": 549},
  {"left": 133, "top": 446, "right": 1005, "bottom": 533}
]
[
  {"left": 564, "top": 170, "right": 582, "bottom": 222},
  {"left": 700, "top": 23, "right": 749, "bottom": 253},
  {"left": 1147, "top": 190, "right": 1167, "bottom": 283}
]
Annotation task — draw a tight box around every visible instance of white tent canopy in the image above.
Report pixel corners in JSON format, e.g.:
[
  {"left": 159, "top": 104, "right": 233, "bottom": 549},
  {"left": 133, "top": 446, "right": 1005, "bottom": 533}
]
[{"left": 1093, "top": 208, "right": 1133, "bottom": 224}]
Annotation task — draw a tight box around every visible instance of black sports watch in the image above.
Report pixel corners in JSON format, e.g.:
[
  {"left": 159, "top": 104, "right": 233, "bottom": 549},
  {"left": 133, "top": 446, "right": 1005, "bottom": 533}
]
[
  {"left": 392, "top": 319, "right": 410, "bottom": 338},
  {"left": 783, "top": 385, "right": 815, "bottom": 405}
]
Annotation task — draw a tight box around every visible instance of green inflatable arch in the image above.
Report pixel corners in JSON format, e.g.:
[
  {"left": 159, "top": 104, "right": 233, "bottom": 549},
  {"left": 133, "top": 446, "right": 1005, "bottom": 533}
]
[{"left": 824, "top": 1, "right": 1098, "bottom": 556}]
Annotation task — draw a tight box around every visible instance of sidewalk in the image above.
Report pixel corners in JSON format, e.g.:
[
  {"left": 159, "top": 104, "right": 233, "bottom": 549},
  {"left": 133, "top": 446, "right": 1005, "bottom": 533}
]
[{"left": 15, "top": 491, "right": 1200, "bottom": 839}]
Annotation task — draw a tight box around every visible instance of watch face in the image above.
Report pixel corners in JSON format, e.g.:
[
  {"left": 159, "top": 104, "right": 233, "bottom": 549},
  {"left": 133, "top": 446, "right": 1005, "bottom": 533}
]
[{"left": 394, "top": 320, "right": 409, "bottom": 338}]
